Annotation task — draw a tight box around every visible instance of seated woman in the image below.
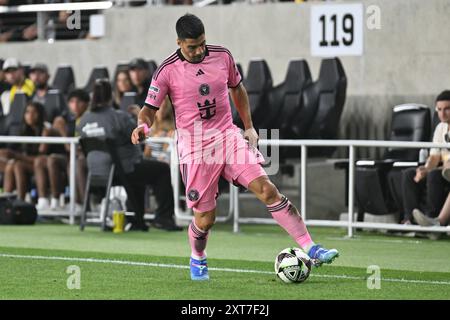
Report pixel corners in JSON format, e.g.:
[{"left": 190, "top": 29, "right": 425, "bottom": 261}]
[
  {"left": 112, "top": 69, "right": 136, "bottom": 110},
  {"left": 143, "top": 97, "right": 174, "bottom": 164},
  {"left": 3, "top": 102, "right": 56, "bottom": 201}
]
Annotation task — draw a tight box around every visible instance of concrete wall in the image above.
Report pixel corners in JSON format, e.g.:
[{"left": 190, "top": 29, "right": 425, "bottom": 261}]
[{"left": 1, "top": 0, "right": 450, "bottom": 95}]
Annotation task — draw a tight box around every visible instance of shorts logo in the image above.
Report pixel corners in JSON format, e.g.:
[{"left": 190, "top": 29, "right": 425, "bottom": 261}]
[
  {"left": 149, "top": 86, "right": 159, "bottom": 93},
  {"left": 199, "top": 83, "right": 210, "bottom": 96},
  {"left": 188, "top": 189, "right": 200, "bottom": 201}
]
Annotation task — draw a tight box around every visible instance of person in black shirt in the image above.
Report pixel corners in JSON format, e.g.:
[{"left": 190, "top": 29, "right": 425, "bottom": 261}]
[
  {"left": 129, "top": 58, "right": 151, "bottom": 107},
  {"left": 79, "top": 79, "right": 181, "bottom": 231}
]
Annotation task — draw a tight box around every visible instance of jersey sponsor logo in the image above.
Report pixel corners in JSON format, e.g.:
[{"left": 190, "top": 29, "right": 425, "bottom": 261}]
[
  {"left": 188, "top": 189, "right": 200, "bottom": 201},
  {"left": 197, "top": 98, "right": 217, "bottom": 120},
  {"left": 196, "top": 69, "right": 205, "bottom": 76},
  {"left": 149, "top": 85, "right": 160, "bottom": 93},
  {"left": 147, "top": 92, "right": 157, "bottom": 100},
  {"left": 199, "top": 83, "right": 210, "bottom": 96}
]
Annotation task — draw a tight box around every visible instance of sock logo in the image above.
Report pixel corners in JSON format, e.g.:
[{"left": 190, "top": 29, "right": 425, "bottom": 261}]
[{"left": 288, "top": 203, "right": 300, "bottom": 217}]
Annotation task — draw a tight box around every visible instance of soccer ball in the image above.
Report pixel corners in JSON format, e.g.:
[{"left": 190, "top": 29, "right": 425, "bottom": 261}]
[{"left": 274, "top": 247, "right": 312, "bottom": 284}]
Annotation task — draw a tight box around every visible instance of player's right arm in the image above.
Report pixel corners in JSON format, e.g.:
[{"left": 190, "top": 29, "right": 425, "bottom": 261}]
[
  {"left": 131, "top": 107, "right": 157, "bottom": 144},
  {"left": 131, "top": 65, "right": 170, "bottom": 145}
]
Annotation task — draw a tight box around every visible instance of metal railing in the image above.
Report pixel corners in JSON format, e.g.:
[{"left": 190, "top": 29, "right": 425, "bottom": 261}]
[
  {"left": 2, "top": 135, "right": 449, "bottom": 237},
  {"left": 254, "top": 139, "right": 450, "bottom": 237}
]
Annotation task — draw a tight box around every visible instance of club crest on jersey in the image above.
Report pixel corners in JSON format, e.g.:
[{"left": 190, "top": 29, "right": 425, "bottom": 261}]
[
  {"left": 197, "top": 98, "right": 216, "bottom": 120},
  {"left": 199, "top": 83, "right": 210, "bottom": 96},
  {"left": 188, "top": 189, "right": 200, "bottom": 201}
]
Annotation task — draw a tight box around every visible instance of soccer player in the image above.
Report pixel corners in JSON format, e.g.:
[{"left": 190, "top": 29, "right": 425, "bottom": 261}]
[{"left": 131, "top": 14, "right": 339, "bottom": 280}]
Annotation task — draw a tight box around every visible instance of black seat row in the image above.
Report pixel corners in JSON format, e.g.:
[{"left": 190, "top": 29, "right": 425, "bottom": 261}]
[
  {"left": 232, "top": 57, "right": 347, "bottom": 158},
  {"left": 0, "top": 90, "right": 68, "bottom": 139},
  {"left": 51, "top": 59, "right": 159, "bottom": 96}
]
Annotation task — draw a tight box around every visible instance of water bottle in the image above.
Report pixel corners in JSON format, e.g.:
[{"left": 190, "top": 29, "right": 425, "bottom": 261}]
[
  {"left": 45, "top": 18, "right": 56, "bottom": 44},
  {"left": 419, "top": 148, "right": 428, "bottom": 165}
]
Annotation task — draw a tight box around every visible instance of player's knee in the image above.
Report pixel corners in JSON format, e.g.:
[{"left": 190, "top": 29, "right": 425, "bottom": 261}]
[
  {"left": 195, "top": 213, "right": 215, "bottom": 231},
  {"left": 260, "top": 181, "right": 280, "bottom": 205}
]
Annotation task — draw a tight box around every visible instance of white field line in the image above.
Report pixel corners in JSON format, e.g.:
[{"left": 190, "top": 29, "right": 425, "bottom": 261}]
[
  {"left": 1, "top": 253, "right": 450, "bottom": 286},
  {"left": 324, "top": 236, "right": 424, "bottom": 244}
]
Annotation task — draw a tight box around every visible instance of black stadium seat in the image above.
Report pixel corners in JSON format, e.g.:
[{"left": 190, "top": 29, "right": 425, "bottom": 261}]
[
  {"left": 120, "top": 92, "right": 138, "bottom": 112},
  {"left": 267, "top": 59, "right": 313, "bottom": 162},
  {"left": 384, "top": 104, "right": 431, "bottom": 161},
  {"left": 299, "top": 57, "right": 347, "bottom": 157},
  {"left": 44, "top": 89, "right": 67, "bottom": 123},
  {"left": 52, "top": 65, "right": 76, "bottom": 96},
  {"left": 272, "top": 59, "right": 312, "bottom": 134},
  {"left": 4, "top": 93, "right": 28, "bottom": 147},
  {"left": 84, "top": 66, "right": 110, "bottom": 93},
  {"left": 147, "top": 60, "right": 158, "bottom": 78},
  {"left": 233, "top": 59, "right": 272, "bottom": 130}
]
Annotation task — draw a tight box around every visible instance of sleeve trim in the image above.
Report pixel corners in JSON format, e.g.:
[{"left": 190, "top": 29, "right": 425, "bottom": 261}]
[
  {"left": 144, "top": 103, "right": 159, "bottom": 110},
  {"left": 228, "top": 79, "right": 243, "bottom": 89}
]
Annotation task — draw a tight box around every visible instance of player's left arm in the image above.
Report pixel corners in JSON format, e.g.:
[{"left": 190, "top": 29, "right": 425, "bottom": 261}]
[{"left": 230, "top": 83, "right": 258, "bottom": 148}]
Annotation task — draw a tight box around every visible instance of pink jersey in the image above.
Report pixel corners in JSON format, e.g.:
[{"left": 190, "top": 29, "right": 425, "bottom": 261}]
[{"left": 145, "top": 45, "right": 242, "bottom": 163}]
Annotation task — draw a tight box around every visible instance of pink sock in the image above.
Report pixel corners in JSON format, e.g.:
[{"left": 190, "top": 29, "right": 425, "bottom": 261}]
[
  {"left": 268, "top": 196, "right": 314, "bottom": 252},
  {"left": 188, "top": 220, "right": 209, "bottom": 259}
]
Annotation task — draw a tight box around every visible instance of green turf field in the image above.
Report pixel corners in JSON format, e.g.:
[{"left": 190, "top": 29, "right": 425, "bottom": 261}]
[{"left": 0, "top": 223, "right": 449, "bottom": 299}]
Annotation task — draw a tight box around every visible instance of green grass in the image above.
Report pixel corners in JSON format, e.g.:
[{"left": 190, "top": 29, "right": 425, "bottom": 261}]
[{"left": 0, "top": 223, "right": 449, "bottom": 299}]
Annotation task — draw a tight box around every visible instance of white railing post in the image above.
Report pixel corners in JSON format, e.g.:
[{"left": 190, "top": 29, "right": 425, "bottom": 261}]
[
  {"left": 232, "top": 185, "right": 240, "bottom": 233},
  {"left": 300, "top": 144, "right": 307, "bottom": 221},
  {"left": 348, "top": 145, "right": 355, "bottom": 237},
  {"left": 69, "top": 141, "right": 77, "bottom": 225}
]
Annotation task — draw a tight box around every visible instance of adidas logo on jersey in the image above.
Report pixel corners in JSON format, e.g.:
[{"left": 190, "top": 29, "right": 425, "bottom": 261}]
[{"left": 196, "top": 69, "right": 205, "bottom": 76}]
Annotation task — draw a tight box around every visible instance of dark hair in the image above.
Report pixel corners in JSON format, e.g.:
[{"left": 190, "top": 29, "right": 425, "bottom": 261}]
[
  {"left": 91, "top": 78, "right": 112, "bottom": 111},
  {"left": 21, "top": 102, "right": 46, "bottom": 136},
  {"left": 68, "top": 88, "right": 90, "bottom": 103},
  {"left": 436, "top": 90, "right": 450, "bottom": 103},
  {"left": 176, "top": 14, "right": 204, "bottom": 40}
]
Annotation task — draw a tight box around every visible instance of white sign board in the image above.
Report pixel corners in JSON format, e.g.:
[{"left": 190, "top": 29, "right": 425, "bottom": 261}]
[
  {"left": 310, "top": 4, "right": 363, "bottom": 56},
  {"left": 89, "top": 14, "right": 105, "bottom": 38}
]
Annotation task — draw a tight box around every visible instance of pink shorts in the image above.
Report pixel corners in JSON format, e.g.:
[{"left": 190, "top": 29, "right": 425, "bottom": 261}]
[{"left": 180, "top": 135, "right": 266, "bottom": 213}]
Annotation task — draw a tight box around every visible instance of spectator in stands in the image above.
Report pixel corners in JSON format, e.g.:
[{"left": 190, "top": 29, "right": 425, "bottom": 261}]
[
  {"left": 144, "top": 97, "right": 174, "bottom": 164},
  {"left": 0, "top": 59, "right": 10, "bottom": 93},
  {"left": 34, "top": 89, "right": 90, "bottom": 211},
  {"left": 401, "top": 90, "right": 450, "bottom": 224},
  {"left": 30, "top": 63, "right": 52, "bottom": 105},
  {"left": 78, "top": 79, "right": 181, "bottom": 231},
  {"left": 113, "top": 69, "right": 136, "bottom": 109},
  {"left": 1, "top": 58, "right": 35, "bottom": 116},
  {"left": 2, "top": 101, "right": 57, "bottom": 201},
  {"left": 129, "top": 58, "right": 151, "bottom": 107},
  {"left": 0, "top": 59, "right": 11, "bottom": 114},
  {"left": 30, "top": 63, "right": 50, "bottom": 105}
]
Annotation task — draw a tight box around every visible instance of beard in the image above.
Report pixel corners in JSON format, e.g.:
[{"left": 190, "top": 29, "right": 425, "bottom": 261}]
[{"left": 192, "top": 53, "right": 205, "bottom": 62}]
